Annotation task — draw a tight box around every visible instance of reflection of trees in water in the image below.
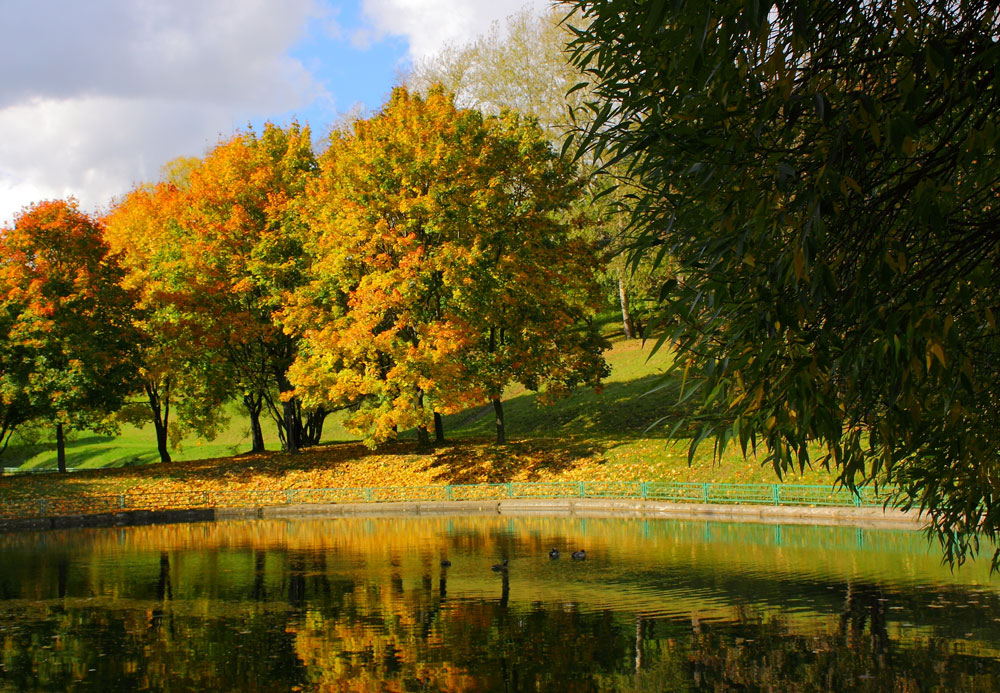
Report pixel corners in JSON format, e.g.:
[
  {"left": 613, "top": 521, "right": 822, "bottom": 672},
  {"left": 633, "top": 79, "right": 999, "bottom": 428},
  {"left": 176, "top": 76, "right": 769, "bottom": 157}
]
[
  {"left": 149, "top": 551, "right": 173, "bottom": 634},
  {"left": 670, "top": 584, "right": 1000, "bottom": 692},
  {"left": 156, "top": 552, "right": 172, "bottom": 601},
  {"left": 287, "top": 551, "right": 306, "bottom": 609},
  {"left": 3, "top": 549, "right": 1000, "bottom": 691},
  {"left": 840, "top": 581, "right": 891, "bottom": 662},
  {"left": 251, "top": 549, "right": 266, "bottom": 601}
]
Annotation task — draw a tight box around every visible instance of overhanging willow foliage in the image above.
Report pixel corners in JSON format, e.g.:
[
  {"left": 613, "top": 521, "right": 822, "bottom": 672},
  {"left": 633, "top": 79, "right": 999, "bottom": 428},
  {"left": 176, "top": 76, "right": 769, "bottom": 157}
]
[{"left": 565, "top": 0, "right": 1000, "bottom": 565}]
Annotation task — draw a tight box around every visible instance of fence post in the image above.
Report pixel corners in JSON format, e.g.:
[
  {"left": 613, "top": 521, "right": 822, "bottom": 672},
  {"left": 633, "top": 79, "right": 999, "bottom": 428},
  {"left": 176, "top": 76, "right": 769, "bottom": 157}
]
[
  {"left": 365, "top": 488, "right": 374, "bottom": 502},
  {"left": 578, "top": 481, "right": 586, "bottom": 498},
  {"left": 119, "top": 494, "right": 125, "bottom": 510},
  {"left": 506, "top": 482, "right": 514, "bottom": 498},
  {"left": 702, "top": 483, "right": 710, "bottom": 503},
  {"left": 640, "top": 481, "right": 648, "bottom": 500},
  {"left": 773, "top": 485, "right": 780, "bottom": 506},
  {"left": 446, "top": 485, "right": 454, "bottom": 500}
]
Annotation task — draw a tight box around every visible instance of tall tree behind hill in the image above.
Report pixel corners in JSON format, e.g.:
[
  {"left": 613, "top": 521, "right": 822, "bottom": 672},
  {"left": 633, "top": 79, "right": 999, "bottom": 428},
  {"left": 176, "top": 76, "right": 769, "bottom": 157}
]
[
  {"left": 566, "top": 0, "right": 1000, "bottom": 565},
  {"left": 0, "top": 200, "right": 139, "bottom": 472}
]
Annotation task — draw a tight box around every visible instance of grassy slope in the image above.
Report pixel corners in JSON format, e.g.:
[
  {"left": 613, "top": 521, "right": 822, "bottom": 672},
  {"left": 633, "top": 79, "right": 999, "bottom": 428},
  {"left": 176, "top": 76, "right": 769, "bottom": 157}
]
[
  {"left": 0, "top": 326, "right": 840, "bottom": 500},
  {"left": 3, "top": 401, "right": 358, "bottom": 471},
  {"left": 442, "top": 336, "right": 834, "bottom": 485}
]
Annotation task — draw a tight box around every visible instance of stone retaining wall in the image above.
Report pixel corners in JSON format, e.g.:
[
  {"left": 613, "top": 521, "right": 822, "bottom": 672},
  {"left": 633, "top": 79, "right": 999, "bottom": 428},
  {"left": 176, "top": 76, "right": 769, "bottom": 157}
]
[{"left": 0, "top": 498, "right": 925, "bottom": 534}]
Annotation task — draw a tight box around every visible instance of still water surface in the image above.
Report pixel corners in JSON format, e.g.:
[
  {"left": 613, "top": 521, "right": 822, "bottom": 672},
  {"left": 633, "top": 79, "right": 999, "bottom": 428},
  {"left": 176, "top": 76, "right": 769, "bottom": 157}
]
[{"left": 0, "top": 515, "right": 998, "bottom": 691}]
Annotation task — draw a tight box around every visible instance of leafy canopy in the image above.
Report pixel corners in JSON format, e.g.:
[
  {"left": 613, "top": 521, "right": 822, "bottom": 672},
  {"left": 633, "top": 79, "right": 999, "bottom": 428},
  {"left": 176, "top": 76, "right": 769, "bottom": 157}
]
[
  {"left": 287, "top": 87, "right": 608, "bottom": 445},
  {"left": 0, "top": 199, "right": 139, "bottom": 447},
  {"left": 179, "top": 122, "right": 321, "bottom": 450},
  {"left": 105, "top": 182, "right": 232, "bottom": 455},
  {"left": 566, "top": 1, "right": 1000, "bottom": 564}
]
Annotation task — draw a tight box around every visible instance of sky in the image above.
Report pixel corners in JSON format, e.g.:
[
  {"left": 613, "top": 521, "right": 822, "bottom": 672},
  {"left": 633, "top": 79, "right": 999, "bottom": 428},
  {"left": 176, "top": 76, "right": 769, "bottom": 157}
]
[{"left": 0, "top": 0, "right": 552, "bottom": 225}]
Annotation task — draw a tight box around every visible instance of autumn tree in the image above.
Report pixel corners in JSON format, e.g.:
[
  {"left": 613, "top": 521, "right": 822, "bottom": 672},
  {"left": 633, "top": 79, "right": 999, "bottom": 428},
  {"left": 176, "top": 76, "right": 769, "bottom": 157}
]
[
  {"left": 408, "top": 6, "right": 666, "bottom": 340},
  {"left": 105, "top": 182, "right": 232, "bottom": 464},
  {"left": 286, "top": 87, "right": 608, "bottom": 446},
  {"left": 179, "top": 122, "right": 321, "bottom": 454},
  {"left": 0, "top": 200, "right": 139, "bottom": 472},
  {"left": 567, "top": 1, "right": 1000, "bottom": 563}
]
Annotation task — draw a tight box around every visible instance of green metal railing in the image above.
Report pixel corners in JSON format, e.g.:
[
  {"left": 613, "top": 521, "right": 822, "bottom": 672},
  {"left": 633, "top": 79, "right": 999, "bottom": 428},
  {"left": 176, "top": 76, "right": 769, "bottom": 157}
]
[
  {"left": 3, "top": 467, "right": 81, "bottom": 475},
  {"left": 0, "top": 481, "right": 889, "bottom": 521}
]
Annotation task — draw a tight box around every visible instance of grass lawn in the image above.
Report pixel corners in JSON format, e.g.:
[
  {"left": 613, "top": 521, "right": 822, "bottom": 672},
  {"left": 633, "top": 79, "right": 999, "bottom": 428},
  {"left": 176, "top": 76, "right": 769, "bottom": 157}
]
[
  {"left": 2, "top": 401, "right": 359, "bottom": 471},
  {"left": 0, "top": 317, "right": 843, "bottom": 502}
]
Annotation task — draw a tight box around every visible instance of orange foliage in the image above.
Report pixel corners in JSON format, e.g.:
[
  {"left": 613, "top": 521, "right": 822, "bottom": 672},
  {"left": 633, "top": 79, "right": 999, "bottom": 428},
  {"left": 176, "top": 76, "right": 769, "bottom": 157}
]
[
  {"left": 0, "top": 437, "right": 621, "bottom": 515},
  {"left": 0, "top": 199, "right": 138, "bottom": 446},
  {"left": 286, "top": 87, "right": 608, "bottom": 446},
  {"left": 104, "top": 183, "right": 231, "bottom": 456}
]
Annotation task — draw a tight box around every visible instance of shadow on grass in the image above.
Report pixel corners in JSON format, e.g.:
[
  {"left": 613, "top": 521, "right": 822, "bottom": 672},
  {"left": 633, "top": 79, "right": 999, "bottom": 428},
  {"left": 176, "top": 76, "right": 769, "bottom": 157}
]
[
  {"left": 0, "top": 369, "right": 701, "bottom": 493},
  {"left": 133, "top": 439, "right": 409, "bottom": 484},
  {"left": 103, "top": 452, "right": 161, "bottom": 469},
  {"left": 444, "top": 372, "right": 697, "bottom": 442},
  {"left": 3, "top": 435, "right": 118, "bottom": 470},
  {"left": 427, "top": 437, "right": 606, "bottom": 484}
]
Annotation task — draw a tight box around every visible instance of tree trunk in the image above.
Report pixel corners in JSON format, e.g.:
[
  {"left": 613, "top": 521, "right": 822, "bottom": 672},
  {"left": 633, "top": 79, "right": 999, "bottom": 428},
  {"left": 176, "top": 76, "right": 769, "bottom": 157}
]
[
  {"left": 415, "top": 389, "right": 432, "bottom": 449},
  {"left": 434, "top": 412, "right": 445, "bottom": 444},
  {"left": 283, "top": 399, "right": 299, "bottom": 454},
  {"left": 56, "top": 422, "right": 67, "bottom": 473},
  {"left": 242, "top": 392, "right": 266, "bottom": 453},
  {"left": 416, "top": 425, "right": 431, "bottom": 448},
  {"left": 273, "top": 370, "right": 301, "bottom": 454},
  {"left": 302, "top": 407, "right": 327, "bottom": 447},
  {"left": 618, "top": 273, "right": 637, "bottom": 339},
  {"left": 249, "top": 413, "right": 265, "bottom": 453},
  {"left": 492, "top": 397, "right": 506, "bottom": 445},
  {"left": 146, "top": 382, "right": 172, "bottom": 464},
  {"left": 152, "top": 417, "right": 171, "bottom": 465}
]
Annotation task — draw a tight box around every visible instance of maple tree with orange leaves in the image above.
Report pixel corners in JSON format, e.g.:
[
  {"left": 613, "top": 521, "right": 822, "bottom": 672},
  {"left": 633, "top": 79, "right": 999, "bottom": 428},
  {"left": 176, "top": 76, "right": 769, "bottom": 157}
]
[
  {"left": 105, "top": 182, "right": 233, "bottom": 464},
  {"left": 0, "top": 200, "right": 139, "bottom": 471},
  {"left": 175, "top": 122, "right": 325, "bottom": 454},
  {"left": 286, "top": 87, "right": 608, "bottom": 446}
]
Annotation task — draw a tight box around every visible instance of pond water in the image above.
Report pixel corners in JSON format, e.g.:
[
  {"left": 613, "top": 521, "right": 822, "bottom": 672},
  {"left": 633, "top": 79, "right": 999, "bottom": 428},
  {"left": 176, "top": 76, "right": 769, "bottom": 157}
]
[{"left": 0, "top": 515, "right": 998, "bottom": 691}]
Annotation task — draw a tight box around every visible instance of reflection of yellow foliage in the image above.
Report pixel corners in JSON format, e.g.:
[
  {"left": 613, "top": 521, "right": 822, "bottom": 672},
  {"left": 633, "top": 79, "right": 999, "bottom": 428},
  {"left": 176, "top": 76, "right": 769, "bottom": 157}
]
[{"left": 1, "top": 514, "right": 996, "bottom": 690}]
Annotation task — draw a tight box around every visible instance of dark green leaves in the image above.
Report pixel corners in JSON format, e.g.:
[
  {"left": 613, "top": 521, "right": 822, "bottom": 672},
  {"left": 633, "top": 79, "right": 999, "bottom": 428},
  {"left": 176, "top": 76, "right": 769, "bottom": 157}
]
[{"left": 566, "top": 0, "right": 1000, "bottom": 567}]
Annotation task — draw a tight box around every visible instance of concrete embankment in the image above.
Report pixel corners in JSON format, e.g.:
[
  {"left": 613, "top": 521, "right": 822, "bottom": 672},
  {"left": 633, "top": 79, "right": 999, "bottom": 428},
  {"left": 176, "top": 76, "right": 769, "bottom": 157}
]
[
  {"left": 0, "top": 498, "right": 925, "bottom": 533},
  {"left": 257, "top": 498, "right": 923, "bottom": 530}
]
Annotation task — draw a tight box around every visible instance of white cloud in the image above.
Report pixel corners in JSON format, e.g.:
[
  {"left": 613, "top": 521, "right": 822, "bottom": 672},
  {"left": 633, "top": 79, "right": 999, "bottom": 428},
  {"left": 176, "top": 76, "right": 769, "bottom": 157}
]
[
  {"left": 360, "top": 0, "right": 552, "bottom": 60},
  {"left": 0, "top": 96, "right": 261, "bottom": 220},
  {"left": 0, "top": 0, "right": 324, "bottom": 225},
  {"left": 0, "top": 0, "right": 564, "bottom": 225}
]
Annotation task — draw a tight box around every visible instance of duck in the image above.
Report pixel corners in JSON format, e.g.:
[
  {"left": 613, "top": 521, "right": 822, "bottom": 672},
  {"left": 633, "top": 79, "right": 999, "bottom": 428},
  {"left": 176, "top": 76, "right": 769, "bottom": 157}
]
[
  {"left": 549, "top": 548, "right": 560, "bottom": 560},
  {"left": 491, "top": 559, "right": 509, "bottom": 572},
  {"left": 440, "top": 559, "right": 452, "bottom": 568},
  {"left": 571, "top": 550, "right": 586, "bottom": 561}
]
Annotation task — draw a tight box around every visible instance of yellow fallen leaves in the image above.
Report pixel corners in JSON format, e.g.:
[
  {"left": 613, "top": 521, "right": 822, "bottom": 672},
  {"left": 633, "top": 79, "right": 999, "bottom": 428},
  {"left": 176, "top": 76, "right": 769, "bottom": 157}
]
[{"left": 0, "top": 434, "right": 837, "bottom": 516}]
